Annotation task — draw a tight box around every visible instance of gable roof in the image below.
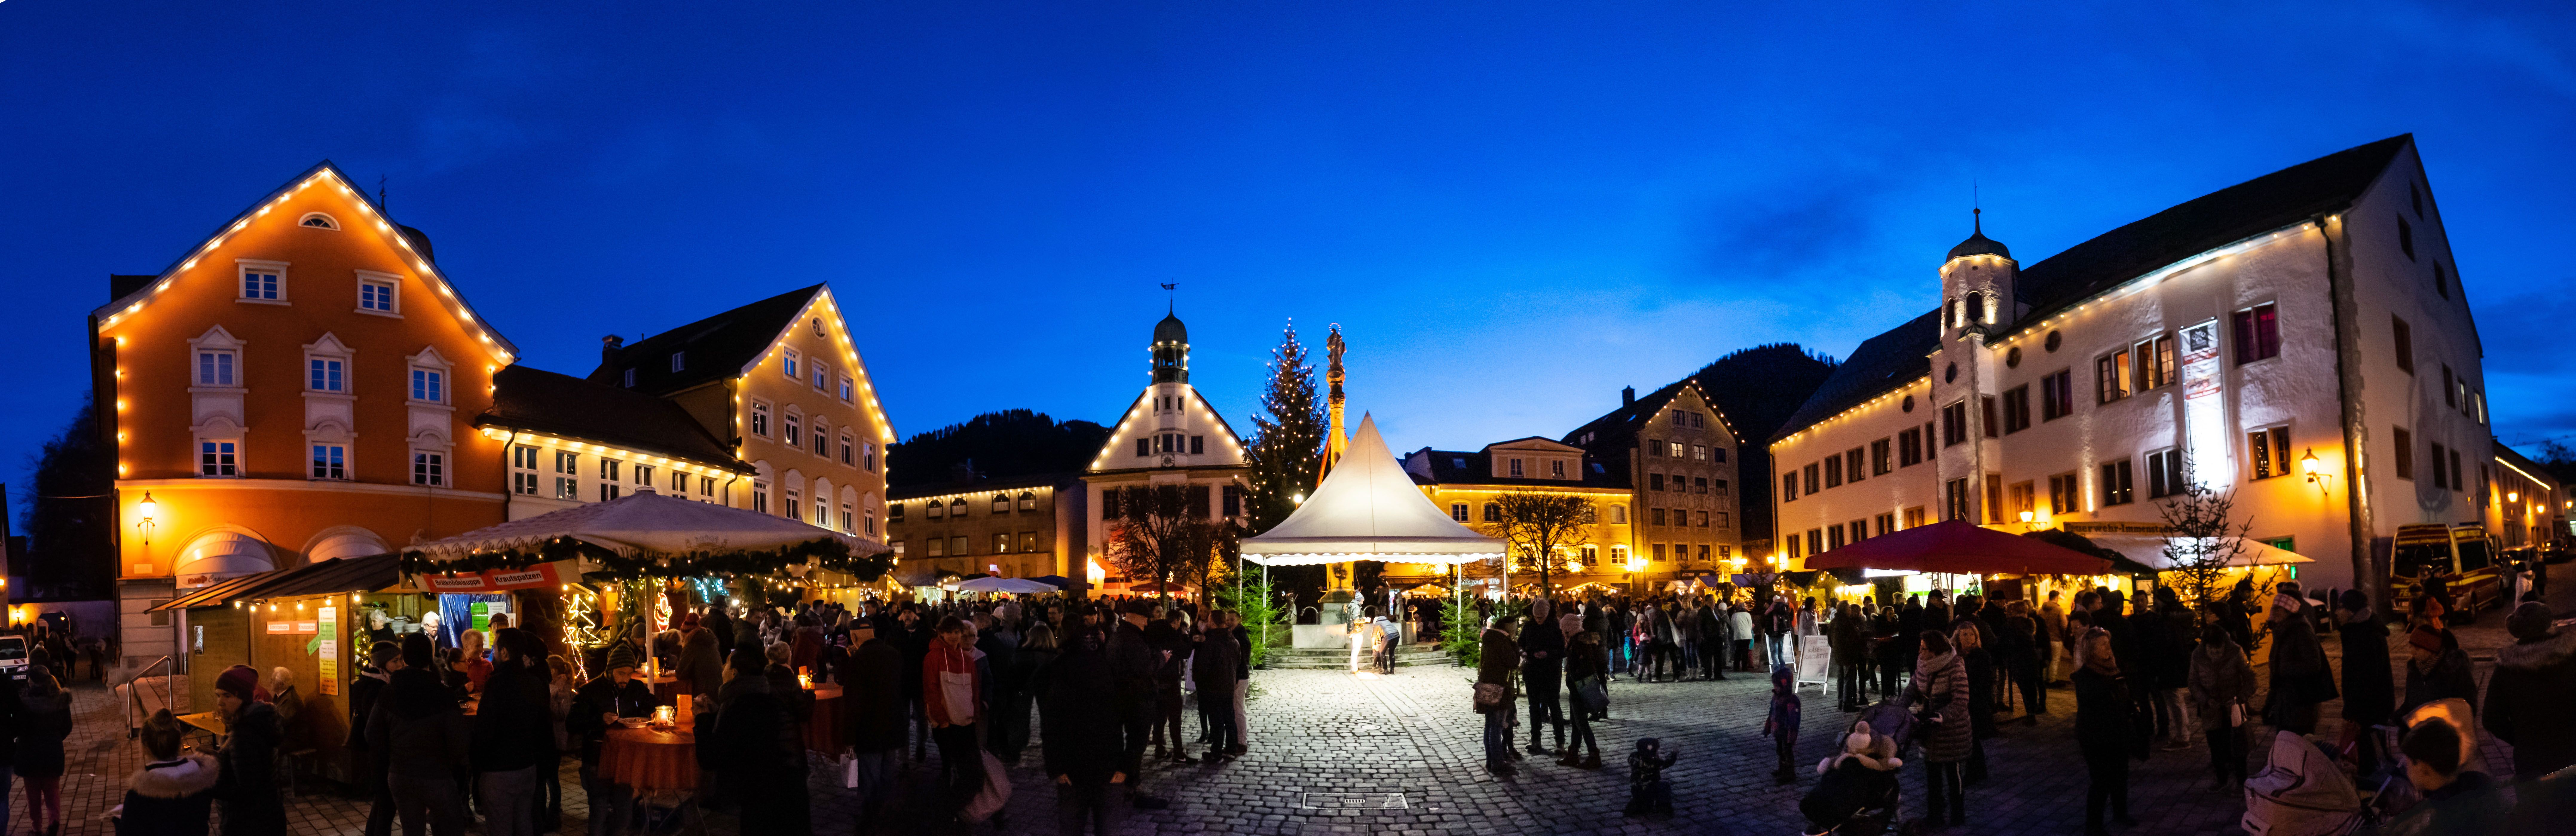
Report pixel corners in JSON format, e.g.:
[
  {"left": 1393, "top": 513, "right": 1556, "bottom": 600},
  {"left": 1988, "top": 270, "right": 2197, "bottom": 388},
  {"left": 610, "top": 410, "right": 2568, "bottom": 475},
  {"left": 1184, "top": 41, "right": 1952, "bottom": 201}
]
[
  {"left": 1774, "top": 135, "right": 2413, "bottom": 443},
  {"left": 1085, "top": 385, "right": 1248, "bottom": 473},
  {"left": 90, "top": 160, "right": 517, "bottom": 362},
  {"left": 591, "top": 284, "right": 826, "bottom": 396},
  {"left": 477, "top": 365, "right": 754, "bottom": 473},
  {"left": 1558, "top": 378, "right": 1733, "bottom": 489}
]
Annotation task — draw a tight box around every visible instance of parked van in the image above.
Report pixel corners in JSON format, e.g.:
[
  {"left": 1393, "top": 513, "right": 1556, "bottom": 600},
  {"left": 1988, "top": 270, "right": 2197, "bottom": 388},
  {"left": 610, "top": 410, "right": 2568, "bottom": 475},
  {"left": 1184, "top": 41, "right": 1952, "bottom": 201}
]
[{"left": 2390, "top": 523, "right": 2503, "bottom": 620}]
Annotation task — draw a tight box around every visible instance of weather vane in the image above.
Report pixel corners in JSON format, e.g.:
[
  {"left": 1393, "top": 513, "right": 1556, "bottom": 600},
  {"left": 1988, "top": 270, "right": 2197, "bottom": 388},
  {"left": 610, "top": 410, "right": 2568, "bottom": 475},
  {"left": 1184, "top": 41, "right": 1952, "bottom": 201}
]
[{"left": 1160, "top": 282, "right": 1177, "bottom": 312}]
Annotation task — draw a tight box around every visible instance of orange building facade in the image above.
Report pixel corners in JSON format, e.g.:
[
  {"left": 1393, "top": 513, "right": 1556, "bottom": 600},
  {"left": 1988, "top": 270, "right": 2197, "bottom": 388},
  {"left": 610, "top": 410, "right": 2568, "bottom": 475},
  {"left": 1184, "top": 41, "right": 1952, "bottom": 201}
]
[{"left": 95, "top": 163, "right": 519, "bottom": 671}]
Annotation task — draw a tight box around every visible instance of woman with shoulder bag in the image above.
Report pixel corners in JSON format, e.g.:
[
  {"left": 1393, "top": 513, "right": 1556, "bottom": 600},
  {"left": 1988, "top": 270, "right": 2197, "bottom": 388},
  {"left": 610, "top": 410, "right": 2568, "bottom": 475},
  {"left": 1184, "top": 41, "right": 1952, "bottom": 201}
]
[
  {"left": 1559, "top": 615, "right": 1607, "bottom": 769},
  {"left": 2187, "top": 623, "right": 2256, "bottom": 793}
]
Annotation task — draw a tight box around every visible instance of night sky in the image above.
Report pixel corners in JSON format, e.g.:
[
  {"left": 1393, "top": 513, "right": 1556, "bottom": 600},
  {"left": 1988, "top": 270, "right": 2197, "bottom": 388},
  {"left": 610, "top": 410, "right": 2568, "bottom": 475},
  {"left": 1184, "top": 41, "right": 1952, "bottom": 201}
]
[{"left": 6, "top": 2, "right": 2573, "bottom": 503}]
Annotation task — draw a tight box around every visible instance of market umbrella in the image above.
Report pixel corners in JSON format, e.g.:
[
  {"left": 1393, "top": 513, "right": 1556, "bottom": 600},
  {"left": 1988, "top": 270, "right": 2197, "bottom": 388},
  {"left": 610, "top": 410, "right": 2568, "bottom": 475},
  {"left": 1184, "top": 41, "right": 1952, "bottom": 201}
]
[
  {"left": 1800, "top": 519, "right": 2110, "bottom": 576},
  {"left": 1028, "top": 575, "right": 1084, "bottom": 590},
  {"left": 955, "top": 576, "right": 1060, "bottom": 594},
  {"left": 412, "top": 492, "right": 880, "bottom": 558}
]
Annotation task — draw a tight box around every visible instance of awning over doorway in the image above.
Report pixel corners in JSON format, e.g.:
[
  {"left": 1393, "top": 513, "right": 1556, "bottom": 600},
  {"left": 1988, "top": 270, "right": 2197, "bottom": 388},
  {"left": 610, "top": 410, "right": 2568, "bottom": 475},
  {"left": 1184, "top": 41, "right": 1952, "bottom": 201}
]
[{"left": 152, "top": 552, "right": 406, "bottom": 611}]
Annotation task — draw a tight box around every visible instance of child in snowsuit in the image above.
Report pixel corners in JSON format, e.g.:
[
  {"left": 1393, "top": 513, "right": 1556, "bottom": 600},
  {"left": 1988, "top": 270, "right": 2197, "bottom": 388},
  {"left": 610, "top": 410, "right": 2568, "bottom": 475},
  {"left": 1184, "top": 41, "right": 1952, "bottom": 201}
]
[
  {"left": 1801, "top": 720, "right": 1905, "bottom": 832},
  {"left": 1625, "top": 737, "right": 1680, "bottom": 816},
  {"left": 1765, "top": 663, "right": 1804, "bottom": 783}
]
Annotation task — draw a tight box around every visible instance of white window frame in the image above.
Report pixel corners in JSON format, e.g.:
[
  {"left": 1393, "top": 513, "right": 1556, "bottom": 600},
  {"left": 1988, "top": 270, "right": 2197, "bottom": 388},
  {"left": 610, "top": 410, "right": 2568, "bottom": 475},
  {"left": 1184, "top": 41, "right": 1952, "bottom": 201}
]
[
  {"left": 670, "top": 351, "right": 686, "bottom": 372},
  {"left": 311, "top": 443, "right": 349, "bottom": 480},
  {"left": 237, "top": 258, "right": 290, "bottom": 304},
  {"left": 838, "top": 375, "right": 854, "bottom": 403},
  {"left": 197, "top": 437, "right": 241, "bottom": 478},
  {"left": 410, "top": 450, "right": 446, "bottom": 487},
  {"left": 839, "top": 433, "right": 854, "bottom": 466},
  {"left": 783, "top": 349, "right": 800, "bottom": 381},
  {"left": 750, "top": 399, "right": 773, "bottom": 438},
  {"left": 783, "top": 410, "right": 803, "bottom": 451},
  {"left": 354, "top": 270, "right": 403, "bottom": 317},
  {"left": 811, "top": 361, "right": 829, "bottom": 392},
  {"left": 195, "top": 347, "right": 239, "bottom": 387},
  {"left": 409, "top": 367, "right": 446, "bottom": 405},
  {"left": 297, "top": 212, "right": 339, "bottom": 230}
]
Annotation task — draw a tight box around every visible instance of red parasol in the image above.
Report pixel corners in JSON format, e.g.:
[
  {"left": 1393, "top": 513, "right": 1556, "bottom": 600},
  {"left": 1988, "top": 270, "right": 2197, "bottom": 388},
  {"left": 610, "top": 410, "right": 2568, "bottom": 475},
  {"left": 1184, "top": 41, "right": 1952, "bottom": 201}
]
[{"left": 1800, "top": 519, "right": 2111, "bottom": 576}]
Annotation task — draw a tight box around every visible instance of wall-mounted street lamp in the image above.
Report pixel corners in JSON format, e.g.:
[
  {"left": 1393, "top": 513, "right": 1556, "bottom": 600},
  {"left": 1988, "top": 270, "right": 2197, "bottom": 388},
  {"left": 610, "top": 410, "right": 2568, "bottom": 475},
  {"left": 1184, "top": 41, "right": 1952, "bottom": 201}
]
[
  {"left": 2301, "top": 449, "right": 2332, "bottom": 496},
  {"left": 137, "top": 492, "right": 159, "bottom": 545}
]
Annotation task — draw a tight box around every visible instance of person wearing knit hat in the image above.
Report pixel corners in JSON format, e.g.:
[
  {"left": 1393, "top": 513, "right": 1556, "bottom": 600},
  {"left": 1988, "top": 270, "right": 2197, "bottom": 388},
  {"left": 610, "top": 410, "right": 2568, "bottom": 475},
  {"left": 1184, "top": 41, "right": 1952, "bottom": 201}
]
[
  {"left": 2401, "top": 626, "right": 2476, "bottom": 718},
  {"left": 567, "top": 639, "right": 653, "bottom": 836},
  {"left": 211, "top": 664, "right": 288, "bottom": 835}
]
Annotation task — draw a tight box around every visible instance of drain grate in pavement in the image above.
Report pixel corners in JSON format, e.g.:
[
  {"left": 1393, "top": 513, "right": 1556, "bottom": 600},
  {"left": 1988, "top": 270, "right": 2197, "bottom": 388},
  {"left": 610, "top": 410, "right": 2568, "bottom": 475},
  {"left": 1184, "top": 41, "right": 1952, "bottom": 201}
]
[{"left": 1301, "top": 792, "right": 1408, "bottom": 810}]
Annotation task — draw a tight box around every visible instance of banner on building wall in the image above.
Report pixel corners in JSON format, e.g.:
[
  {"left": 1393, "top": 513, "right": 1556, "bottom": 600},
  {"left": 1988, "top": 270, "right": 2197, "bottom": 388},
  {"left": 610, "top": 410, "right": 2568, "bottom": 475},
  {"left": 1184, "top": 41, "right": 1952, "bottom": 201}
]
[
  {"left": 421, "top": 561, "right": 572, "bottom": 593},
  {"left": 2179, "top": 319, "right": 2231, "bottom": 488},
  {"left": 318, "top": 605, "right": 339, "bottom": 696}
]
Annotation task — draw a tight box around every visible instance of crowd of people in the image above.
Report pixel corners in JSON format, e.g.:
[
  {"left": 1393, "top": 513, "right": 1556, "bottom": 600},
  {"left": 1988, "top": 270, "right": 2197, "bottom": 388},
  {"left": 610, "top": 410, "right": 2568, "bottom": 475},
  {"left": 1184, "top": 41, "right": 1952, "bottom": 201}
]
[{"left": 1460, "top": 577, "right": 2576, "bottom": 835}]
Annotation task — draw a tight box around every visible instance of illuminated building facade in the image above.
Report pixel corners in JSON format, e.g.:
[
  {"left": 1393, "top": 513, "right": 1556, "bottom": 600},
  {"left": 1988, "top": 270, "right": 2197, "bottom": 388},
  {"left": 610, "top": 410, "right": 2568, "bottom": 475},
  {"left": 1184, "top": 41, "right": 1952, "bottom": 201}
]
[
  {"left": 1560, "top": 380, "right": 1744, "bottom": 587},
  {"left": 477, "top": 365, "right": 758, "bottom": 520},
  {"left": 1082, "top": 311, "right": 1251, "bottom": 587},
  {"left": 591, "top": 284, "right": 897, "bottom": 548},
  {"left": 93, "top": 163, "right": 520, "bottom": 670},
  {"left": 885, "top": 475, "right": 1087, "bottom": 581},
  {"left": 1399, "top": 438, "right": 1637, "bottom": 591},
  {"left": 1772, "top": 135, "right": 2499, "bottom": 600}
]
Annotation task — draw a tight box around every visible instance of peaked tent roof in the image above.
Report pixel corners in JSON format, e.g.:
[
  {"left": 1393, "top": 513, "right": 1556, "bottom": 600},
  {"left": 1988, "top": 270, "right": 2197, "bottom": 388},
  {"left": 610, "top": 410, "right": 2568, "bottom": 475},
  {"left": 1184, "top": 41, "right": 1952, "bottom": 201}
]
[
  {"left": 592, "top": 283, "right": 824, "bottom": 396},
  {"left": 477, "top": 365, "right": 755, "bottom": 473},
  {"left": 1242, "top": 414, "right": 1504, "bottom": 565},
  {"left": 1775, "top": 135, "right": 2413, "bottom": 443}
]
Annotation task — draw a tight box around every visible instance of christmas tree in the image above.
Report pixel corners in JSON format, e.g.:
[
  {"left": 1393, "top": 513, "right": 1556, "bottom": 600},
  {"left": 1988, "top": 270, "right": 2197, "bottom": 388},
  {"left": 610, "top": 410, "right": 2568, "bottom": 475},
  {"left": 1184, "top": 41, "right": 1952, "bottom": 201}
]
[{"left": 1245, "top": 321, "right": 1324, "bottom": 533}]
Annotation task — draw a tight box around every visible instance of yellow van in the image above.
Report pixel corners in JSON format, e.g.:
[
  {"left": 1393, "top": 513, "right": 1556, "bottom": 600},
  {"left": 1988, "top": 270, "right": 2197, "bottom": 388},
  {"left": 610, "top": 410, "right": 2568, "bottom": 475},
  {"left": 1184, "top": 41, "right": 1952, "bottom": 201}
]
[{"left": 2390, "top": 523, "right": 2503, "bottom": 620}]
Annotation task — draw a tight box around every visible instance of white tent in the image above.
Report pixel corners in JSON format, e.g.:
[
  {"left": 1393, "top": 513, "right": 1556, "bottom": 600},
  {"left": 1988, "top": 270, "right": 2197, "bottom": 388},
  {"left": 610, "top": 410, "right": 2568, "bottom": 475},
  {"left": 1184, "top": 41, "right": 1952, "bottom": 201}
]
[
  {"left": 1241, "top": 414, "right": 1504, "bottom": 566},
  {"left": 2083, "top": 535, "right": 2315, "bottom": 570},
  {"left": 411, "top": 491, "right": 879, "bottom": 559},
  {"left": 955, "top": 576, "right": 1059, "bottom": 594}
]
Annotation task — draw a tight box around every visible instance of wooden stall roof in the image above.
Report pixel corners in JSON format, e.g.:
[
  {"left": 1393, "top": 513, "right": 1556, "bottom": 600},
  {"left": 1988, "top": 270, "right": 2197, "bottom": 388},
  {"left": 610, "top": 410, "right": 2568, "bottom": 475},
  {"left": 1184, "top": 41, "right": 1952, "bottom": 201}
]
[{"left": 151, "top": 553, "right": 404, "bottom": 611}]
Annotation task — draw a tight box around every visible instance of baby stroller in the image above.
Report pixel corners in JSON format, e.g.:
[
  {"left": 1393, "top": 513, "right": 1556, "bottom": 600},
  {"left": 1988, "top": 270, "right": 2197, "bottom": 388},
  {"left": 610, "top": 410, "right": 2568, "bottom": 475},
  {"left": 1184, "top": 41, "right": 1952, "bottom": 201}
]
[{"left": 1800, "top": 697, "right": 1917, "bottom": 836}]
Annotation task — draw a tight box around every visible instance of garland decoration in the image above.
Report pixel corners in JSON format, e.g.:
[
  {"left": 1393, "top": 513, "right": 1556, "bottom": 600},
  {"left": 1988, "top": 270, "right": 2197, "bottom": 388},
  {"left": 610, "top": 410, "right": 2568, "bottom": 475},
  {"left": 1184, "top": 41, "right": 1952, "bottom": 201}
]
[{"left": 400, "top": 536, "right": 894, "bottom": 582}]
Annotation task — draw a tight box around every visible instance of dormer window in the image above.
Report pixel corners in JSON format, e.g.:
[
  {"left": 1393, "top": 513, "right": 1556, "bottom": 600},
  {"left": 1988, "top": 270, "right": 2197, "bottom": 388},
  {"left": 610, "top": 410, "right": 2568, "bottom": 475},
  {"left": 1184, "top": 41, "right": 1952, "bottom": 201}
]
[
  {"left": 298, "top": 212, "right": 339, "bottom": 230},
  {"left": 669, "top": 352, "right": 685, "bottom": 372}
]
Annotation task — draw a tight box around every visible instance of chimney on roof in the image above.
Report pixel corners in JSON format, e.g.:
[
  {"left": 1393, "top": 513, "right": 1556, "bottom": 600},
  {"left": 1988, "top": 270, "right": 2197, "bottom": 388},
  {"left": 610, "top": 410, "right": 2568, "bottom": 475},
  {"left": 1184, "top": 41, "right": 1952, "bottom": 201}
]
[
  {"left": 1622, "top": 386, "right": 1635, "bottom": 407},
  {"left": 601, "top": 335, "right": 624, "bottom": 369}
]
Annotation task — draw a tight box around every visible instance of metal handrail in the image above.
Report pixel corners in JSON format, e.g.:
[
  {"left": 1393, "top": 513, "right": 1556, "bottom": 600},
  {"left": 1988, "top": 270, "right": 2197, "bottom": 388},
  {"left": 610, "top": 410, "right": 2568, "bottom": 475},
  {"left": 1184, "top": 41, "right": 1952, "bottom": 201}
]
[{"left": 120, "top": 655, "right": 174, "bottom": 738}]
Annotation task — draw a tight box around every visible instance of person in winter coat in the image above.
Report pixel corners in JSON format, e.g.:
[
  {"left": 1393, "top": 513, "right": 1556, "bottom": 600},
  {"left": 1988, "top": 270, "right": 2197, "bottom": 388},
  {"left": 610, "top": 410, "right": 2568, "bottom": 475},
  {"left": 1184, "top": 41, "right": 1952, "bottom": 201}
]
[
  {"left": 2332, "top": 590, "right": 2396, "bottom": 776},
  {"left": 2187, "top": 623, "right": 2257, "bottom": 791},
  {"left": 2485, "top": 602, "right": 2576, "bottom": 778},
  {"left": 1519, "top": 598, "right": 1566, "bottom": 755},
  {"left": 470, "top": 630, "right": 551, "bottom": 836},
  {"left": 348, "top": 642, "right": 399, "bottom": 836},
  {"left": 835, "top": 621, "right": 906, "bottom": 820},
  {"left": 674, "top": 614, "right": 723, "bottom": 706},
  {"left": 1190, "top": 619, "right": 1240, "bottom": 760},
  {"left": 710, "top": 646, "right": 812, "bottom": 836},
  {"left": 210, "top": 664, "right": 286, "bottom": 836},
  {"left": 1764, "top": 664, "right": 1803, "bottom": 783},
  {"left": 2074, "top": 628, "right": 2140, "bottom": 836},
  {"left": 1998, "top": 601, "right": 2044, "bottom": 718},
  {"left": 2381, "top": 715, "right": 2506, "bottom": 836},
  {"left": 1954, "top": 621, "right": 1995, "bottom": 783},
  {"left": 1477, "top": 615, "right": 1522, "bottom": 775},
  {"left": 1104, "top": 602, "right": 1165, "bottom": 809},
  {"left": 1623, "top": 737, "right": 1679, "bottom": 817},
  {"left": 995, "top": 622, "right": 1058, "bottom": 764},
  {"left": 2147, "top": 588, "right": 2197, "bottom": 749},
  {"left": 117, "top": 710, "right": 219, "bottom": 836},
  {"left": 1830, "top": 604, "right": 1867, "bottom": 712},
  {"left": 1042, "top": 622, "right": 1125, "bottom": 836},
  {"left": 1695, "top": 604, "right": 1728, "bottom": 681},
  {"left": 16, "top": 668, "right": 71, "bottom": 836},
  {"left": 565, "top": 642, "right": 652, "bottom": 836},
  {"left": 1729, "top": 604, "right": 1757, "bottom": 673},
  {"left": 368, "top": 636, "right": 469, "bottom": 836},
  {"left": 1907, "top": 630, "right": 1971, "bottom": 828},
  {"left": 2264, "top": 583, "right": 2336, "bottom": 732},
  {"left": 2400, "top": 626, "right": 2477, "bottom": 719},
  {"left": 1559, "top": 617, "right": 1607, "bottom": 769}
]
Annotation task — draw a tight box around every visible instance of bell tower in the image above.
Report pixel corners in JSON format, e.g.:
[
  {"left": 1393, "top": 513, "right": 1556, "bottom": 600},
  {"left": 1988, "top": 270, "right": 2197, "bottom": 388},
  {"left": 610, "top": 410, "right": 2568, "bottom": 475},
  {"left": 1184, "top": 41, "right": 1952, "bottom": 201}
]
[{"left": 1940, "top": 208, "right": 2017, "bottom": 341}]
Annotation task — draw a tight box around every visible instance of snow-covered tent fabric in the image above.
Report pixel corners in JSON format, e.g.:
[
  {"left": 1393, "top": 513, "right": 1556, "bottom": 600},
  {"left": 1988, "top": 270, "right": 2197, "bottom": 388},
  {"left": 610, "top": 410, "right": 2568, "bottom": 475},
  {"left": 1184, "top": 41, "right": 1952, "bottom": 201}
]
[
  {"left": 1241, "top": 414, "right": 1504, "bottom": 566},
  {"left": 411, "top": 492, "right": 876, "bottom": 558}
]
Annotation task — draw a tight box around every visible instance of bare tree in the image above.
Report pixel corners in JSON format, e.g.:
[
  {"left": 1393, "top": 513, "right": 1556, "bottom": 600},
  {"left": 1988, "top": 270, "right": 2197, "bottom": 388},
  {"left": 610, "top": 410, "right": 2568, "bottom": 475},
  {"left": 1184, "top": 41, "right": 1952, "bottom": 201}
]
[
  {"left": 1479, "top": 491, "right": 1597, "bottom": 598},
  {"left": 2155, "top": 456, "right": 2256, "bottom": 611},
  {"left": 1104, "top": 484, "right": 1237, "bottom": 609}
]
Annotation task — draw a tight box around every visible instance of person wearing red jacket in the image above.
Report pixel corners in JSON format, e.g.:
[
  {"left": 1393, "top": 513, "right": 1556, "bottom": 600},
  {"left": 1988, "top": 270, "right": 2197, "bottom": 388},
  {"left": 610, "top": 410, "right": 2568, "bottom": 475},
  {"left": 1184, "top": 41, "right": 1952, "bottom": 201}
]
[{"left": 923, "top": 616, "right": 984, "bottom": 811}]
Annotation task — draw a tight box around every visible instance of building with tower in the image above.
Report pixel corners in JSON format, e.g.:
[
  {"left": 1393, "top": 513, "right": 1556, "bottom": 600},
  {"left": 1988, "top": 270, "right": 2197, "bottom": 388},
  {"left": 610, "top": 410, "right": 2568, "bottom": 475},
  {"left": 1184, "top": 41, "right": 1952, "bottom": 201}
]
[
  {"left": 1083, "top": 308, "right": 1252, "bottom": 588},
  {"left": 1772, "top": 135, "right": 2500, "bottom": 601}
]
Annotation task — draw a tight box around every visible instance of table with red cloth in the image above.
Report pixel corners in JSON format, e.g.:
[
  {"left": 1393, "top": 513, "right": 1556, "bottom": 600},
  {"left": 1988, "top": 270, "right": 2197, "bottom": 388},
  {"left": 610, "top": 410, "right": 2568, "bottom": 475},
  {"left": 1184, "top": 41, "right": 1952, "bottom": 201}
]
[
  {"left": 804, "top": 685, "right": 844, "bottom": 753},
  {"left": 601, "top": 724, "right": 697, "bottom": 792}
]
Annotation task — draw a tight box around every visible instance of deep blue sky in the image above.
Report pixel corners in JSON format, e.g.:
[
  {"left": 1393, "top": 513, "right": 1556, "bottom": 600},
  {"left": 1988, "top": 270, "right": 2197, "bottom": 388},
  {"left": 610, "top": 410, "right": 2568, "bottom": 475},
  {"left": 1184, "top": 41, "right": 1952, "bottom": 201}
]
[{"left": 7, "top": 1, "right": 2574, "bottom": 502}]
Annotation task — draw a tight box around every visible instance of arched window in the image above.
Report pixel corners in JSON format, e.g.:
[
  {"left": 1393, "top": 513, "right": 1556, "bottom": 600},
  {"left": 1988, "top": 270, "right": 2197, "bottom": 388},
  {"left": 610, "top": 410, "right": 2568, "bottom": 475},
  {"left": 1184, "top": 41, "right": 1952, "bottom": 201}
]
[
  {"left": 949, "top": 498, "right": 966, "bottom": 517},
  {"left": 992, "top": 493, "right": 1010, "bottom": 513},
  {"left": 1965, "top": 291, "right": 1984, "bottom": 325},
  {"left": 1018, "top": 491, "right": 1036, "bottom": 511},
  {"left": 298, "top": 212, "right": 339, "bottom": 230}
]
